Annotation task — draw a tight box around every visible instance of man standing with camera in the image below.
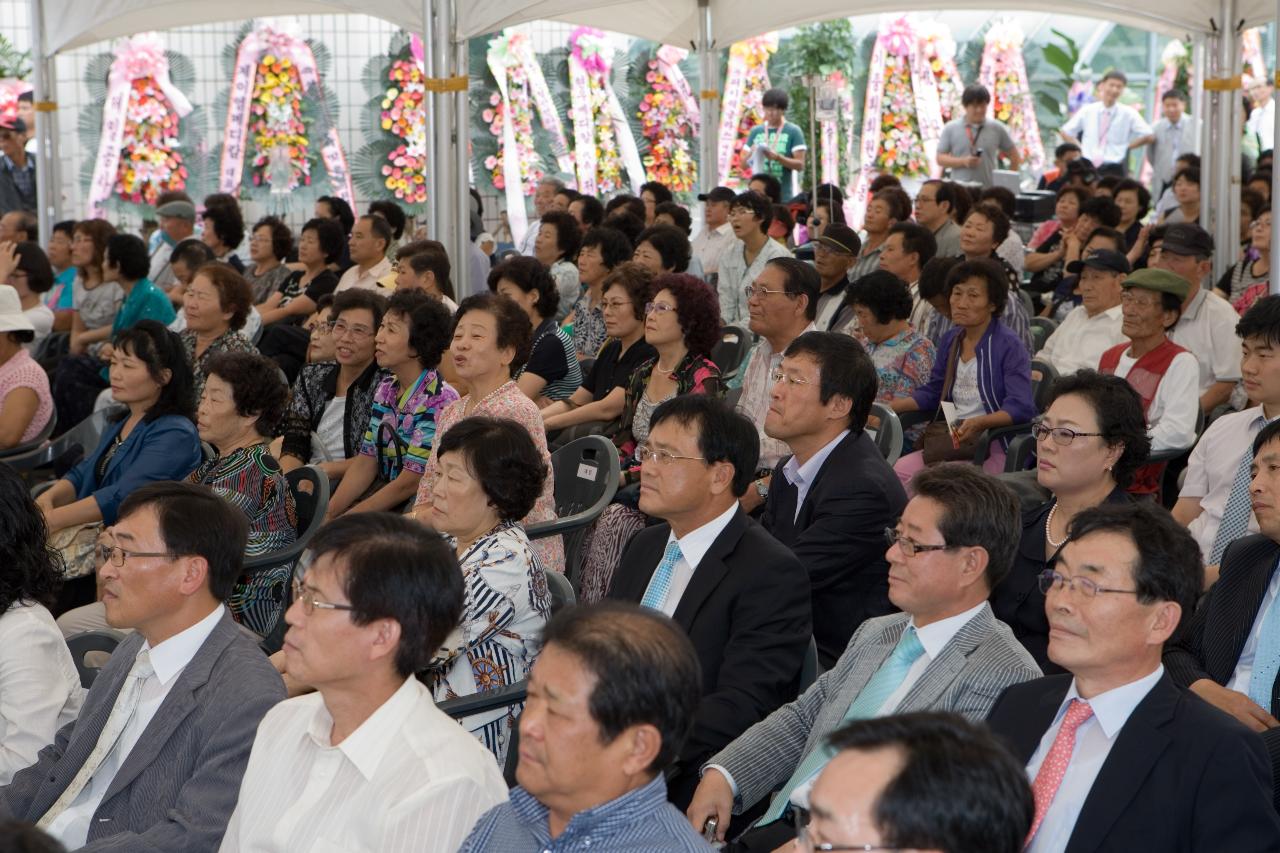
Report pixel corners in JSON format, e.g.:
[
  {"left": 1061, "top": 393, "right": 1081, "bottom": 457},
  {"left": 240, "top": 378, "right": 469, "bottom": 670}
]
[{"left": 936, "top": 85, "right": 1021, "bottom": 187}]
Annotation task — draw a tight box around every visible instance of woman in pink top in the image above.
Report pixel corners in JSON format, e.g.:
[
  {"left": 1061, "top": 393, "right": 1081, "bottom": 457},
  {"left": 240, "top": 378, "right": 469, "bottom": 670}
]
[
  {"left": 0, "top": 284, "right": 52, "bottom": 449},
  {"left": 411, "top": 293, "right": 564, "bottom": 572}
]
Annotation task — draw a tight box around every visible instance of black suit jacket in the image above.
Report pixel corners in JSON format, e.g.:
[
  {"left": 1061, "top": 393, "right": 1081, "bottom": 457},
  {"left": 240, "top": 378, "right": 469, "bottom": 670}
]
[
  {"left": 987, "top": 673, "right": 1280, "bottom": 852},
  {"left": 1165, "top": 533, "right": 1280, "bottom": 797},
  {"left": 761, "top": 430, "right": 905, "bottom": 668},
  {"left": 990, "top": 488, "right": 1131, "bottom": 675},
  {"left": 609, "top": 508, "right": 812, "bottom": 808}
]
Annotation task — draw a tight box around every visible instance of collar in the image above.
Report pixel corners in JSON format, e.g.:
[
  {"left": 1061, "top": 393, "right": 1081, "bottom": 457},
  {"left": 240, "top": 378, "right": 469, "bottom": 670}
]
[
  {"left": 1178, "top": 287, "right": 1208, "bottom": 321},
  {"left": 140, "top": 604, "right": 224, "bottom": 687},
  {"left": 1060, "top": 665, "right": 1165, "bottom": 738},
  {"left": 666, "top": 502, "right": 739, "bottom": 572},
  {"left": 306, "top": 676, "right": 423, "bottom": 781},
  {"left": 1085, "top": 304, "right": 1124, "bottom": 321},
  {"left": 510, "top": 774, "right": 670, "bottom": 841},
  {"left": 868, "top": 327, "right": 914, "bottom": 350},
  {"left": 352, "top": 257, "right": 392, "bottom": 282},
  {"left": 783, "top": 428, "right": 850, "bottom": 488},
  {"left": 2, "top": 153, "right": 31, "bottom": 171},
  {"left": 908, "top": 601, "right": 987, "bottom": 660}
]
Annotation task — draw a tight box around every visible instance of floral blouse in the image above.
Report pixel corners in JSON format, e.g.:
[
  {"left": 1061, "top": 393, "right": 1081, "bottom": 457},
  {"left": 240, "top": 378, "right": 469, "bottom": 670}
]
[
  {"left": 181, "top": 328, "right": 258, "bottom": 402},
  {"left": 569, "top": 291, "right": 609, "bottom": 360},
  {"left": 188, "top": 444, "right": 297, "bottom": 557},
  {"left": 425, "top": 520, "right": 551, "bottom": 764},
  {"left": 359, "top": 369, "right": 458, "bottom": 481},
  {"left": 851, "top": 327, "right": 936, "bottom": 444},
  {"left": 614, "top": 352, "right": 721, "bottom": 481}
]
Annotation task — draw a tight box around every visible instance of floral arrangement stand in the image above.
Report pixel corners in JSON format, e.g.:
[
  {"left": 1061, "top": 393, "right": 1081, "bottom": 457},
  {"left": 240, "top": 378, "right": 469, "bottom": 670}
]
[
  {"left": 216, "top": 20, "right": 353, "bottom": 213},
  {"left": 78, "top": 33, "right": 203, "bottom": 219},
  {"left": 716, "top": 34, "right": 777, "bottom": 188},
  {"left": 850, "top": 16, "right": 943, "bottom": 228},
  {"left": 979, "top": 21, "right": 1045, "bottom": 175},
  {"left": 353, "top": 31, "right": 428, "bottom": 212},
  {"left": 918, "top": 20, "right": 965, "bottom": 125},
  {"left": 564, "top": 27, "right": 645, "bottom": 198},
  {"left": 635, "top": 44, "right": 699, "bottom": 194},
  {"left": 0, "top": 78, "right": 30, "bottom": 128}
]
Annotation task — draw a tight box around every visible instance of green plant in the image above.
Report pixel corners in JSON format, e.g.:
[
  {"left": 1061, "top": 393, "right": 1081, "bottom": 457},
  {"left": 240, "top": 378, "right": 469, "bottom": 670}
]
[
  {"left": 0, "top": 33, "right": 31, "bottom": 80},
  {"left": 772, "top": 20, "right": 859, "bottom": 187},
  {"left": 1035, "top": 28, "right": 1083, "bottom": 141}
]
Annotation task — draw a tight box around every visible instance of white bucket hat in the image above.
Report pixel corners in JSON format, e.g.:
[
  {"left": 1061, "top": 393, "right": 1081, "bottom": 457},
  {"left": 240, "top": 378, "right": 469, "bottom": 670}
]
[{"left": 0, "top": 284, "right": 35, "bottom": 335}]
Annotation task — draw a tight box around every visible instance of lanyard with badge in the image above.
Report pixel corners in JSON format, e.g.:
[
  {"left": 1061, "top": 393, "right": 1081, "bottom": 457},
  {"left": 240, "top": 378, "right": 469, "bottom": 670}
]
[{"left": 965, "top": 123, "right": 985, "bottom": 156}]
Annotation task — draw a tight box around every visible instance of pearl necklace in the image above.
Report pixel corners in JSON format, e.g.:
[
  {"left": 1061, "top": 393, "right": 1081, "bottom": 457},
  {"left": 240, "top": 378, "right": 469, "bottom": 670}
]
[{"left": 1044, "top": 502, "right": 1068, "bottom": 549}]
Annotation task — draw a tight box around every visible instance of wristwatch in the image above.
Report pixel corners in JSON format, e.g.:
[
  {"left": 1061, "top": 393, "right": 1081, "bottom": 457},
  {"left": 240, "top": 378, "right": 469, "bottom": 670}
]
[{"left": 754, "top": 479, "right": 770, "bottom": 500}]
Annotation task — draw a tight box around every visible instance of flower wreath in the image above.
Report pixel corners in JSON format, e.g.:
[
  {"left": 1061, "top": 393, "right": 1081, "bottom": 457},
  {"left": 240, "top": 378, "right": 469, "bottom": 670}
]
[
  {"left": 353, "top": 32, "right": 428, "bottom": 210},
  {"left": 636, "top": 45, "right": 699, "bottom": 193},
  {"left": 717, "top": 34, "right": 777, "bottom": 187},
  {"left": 979, "top": 21, "right": 1045, "bottom": 173},
  {"left": 918, "top": 21, "right": 965, "bottom": 125},
  {"left": 566, "top": 27, "right": 644, "bottom": 197}
]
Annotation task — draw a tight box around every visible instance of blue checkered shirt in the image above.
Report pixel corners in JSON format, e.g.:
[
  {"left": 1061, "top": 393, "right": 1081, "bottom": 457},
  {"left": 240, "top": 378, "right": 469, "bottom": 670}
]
[{"left": 457, "top": 774, "right": 714, "bottom": 852}]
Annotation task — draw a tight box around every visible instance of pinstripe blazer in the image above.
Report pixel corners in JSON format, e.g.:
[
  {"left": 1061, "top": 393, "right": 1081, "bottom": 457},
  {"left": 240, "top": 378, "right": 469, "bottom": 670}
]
[
  {"left": 0, "top": 610, "right": 286, "bottom": 851},
  {"left": 708, "top": 604, "right": 1041, "bottom": 813}
]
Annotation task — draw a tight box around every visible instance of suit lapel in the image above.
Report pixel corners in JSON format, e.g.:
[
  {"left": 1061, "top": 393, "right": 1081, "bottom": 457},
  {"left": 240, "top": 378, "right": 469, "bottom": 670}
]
[
  {"left": 791, "top": 431, "right": 860, "bottom": 528},
  {"left": 1207, "top": 539, "right": 1280, "bottom": 683},
  {"left": 824, "top": 618, "right": 907, "bottom": 722},
  {"left": 670, "top": 511, "right": 746, "bottom": 630},
  {"left": 1065, "top": 674, "right": 1177, "bottom": 853},
  {"left": 896, "top": 605, "right": 995, "bottom": 712},
  {"left": 1011, "top": 680, "right": 1071, "bottom": 763}
]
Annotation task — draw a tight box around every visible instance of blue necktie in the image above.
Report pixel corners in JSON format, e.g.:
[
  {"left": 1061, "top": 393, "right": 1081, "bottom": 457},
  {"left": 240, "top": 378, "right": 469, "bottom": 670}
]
[
  {"left": 1249, "top": 575, "right": 1280, "bottom": 709},
  {"left": 759, "top": 627, "right": 926, "bottom": 824},
  {"left": 640, "top": 541, "right": 683, "bottom": 611},
  {"left": 1210, "top": 446, "right": 1256, "bottom": 565}
]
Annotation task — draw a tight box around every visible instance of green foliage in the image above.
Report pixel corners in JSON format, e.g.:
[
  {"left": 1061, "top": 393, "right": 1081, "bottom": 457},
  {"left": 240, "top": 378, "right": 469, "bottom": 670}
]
[
  {"left": 1035, "top": 29, "right": 1082, "bottom": 140},
  {"left": 772, "top": 20, "right": 859, "bottom": 188},
  {"left": 0, "top": 33, "right": 30, "bottom": 80}
]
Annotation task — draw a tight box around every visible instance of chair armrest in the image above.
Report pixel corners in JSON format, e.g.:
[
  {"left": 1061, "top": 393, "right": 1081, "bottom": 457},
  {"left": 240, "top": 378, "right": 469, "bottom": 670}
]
[
  {"left": 1004, "top": 432, "right": 1038, "bottom": 473},
  {"left": 974, "top": 423, "right": 1032, "bottom": 465},
  {"left": 436, "top": 679, "right": 529, "bottom": 719}
]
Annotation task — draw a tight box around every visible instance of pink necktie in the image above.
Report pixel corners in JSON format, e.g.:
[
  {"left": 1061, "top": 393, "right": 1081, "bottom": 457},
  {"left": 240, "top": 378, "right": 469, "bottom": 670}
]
[{"left": 1028, "top": 698, "right": 1094, "bottom": 843}]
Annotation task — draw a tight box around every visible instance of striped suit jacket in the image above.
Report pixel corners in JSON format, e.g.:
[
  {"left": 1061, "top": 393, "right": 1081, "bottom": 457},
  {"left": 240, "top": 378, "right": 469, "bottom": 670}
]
[
  {"left": 708, "top": 604, "right": 1041, "bottom": 813},
  {"left": 0, "top": 610, "right": 285, "bottom": 851}
]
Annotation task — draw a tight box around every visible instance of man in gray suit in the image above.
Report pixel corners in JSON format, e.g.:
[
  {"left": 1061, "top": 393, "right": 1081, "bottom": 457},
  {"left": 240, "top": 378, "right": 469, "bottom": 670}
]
[
  {"left": 1147, "top": 90, "right": 1201, "bottom": 204},
  {"left": 686, "top": 464, "right": 1041, "bottom": 851},
  {"left": 0, "top": 482, "right": 286, "bottom": 851}
]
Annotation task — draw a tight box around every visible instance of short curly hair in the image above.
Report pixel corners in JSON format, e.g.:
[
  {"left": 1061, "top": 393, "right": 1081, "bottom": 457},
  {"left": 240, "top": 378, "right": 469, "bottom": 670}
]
[
  {"left": 847, "top": 271, "right": 913, "bottom": 324},
  {"left": 0, "top": 464, "right": 61, "bottom": 613},
  {"left": 204, "top": 351, "right": 290, "bottom": 437},
  {"left": 602, "top": 262, "right": 655, "bottom": 323},
  {"left": 539, "top": 210, "right": 582, "bottom": 262},
  {"left": 387, "top": 290, "right": 453, "bottom": 371},
  {"left": 252, "top": 216, "right": 294, "bottom": 261},
  {"left": 1045, "top": 370, "right": 1151, "bottom": 490},
  {"left": 453, "top": 292, "right": 533, "bottom": 377},
  {"left": 636, "top": 225, "right": 692, "bottom": 273},
  {"left": 301, "top": 218, "right": 347, "bottom": 265},
  {"left": 488, "top": 255, "right": 560, "bottom": 320},
  {"left": 201, "top": 194, "right": 245, "bottom": 249},
  {"left": 193, "top": 262, "right": 253, "bottom": 331},
  {"left": 435, "top": 416, "right": 548, "bottom": 522},
  {"left": 946, "top": 258, "right": 1009, "bottom": 317},
  {"left": 654, "top": 273, "right": 721, "bottom": 357},
  {"left": 580, "top": 226, "right": 634, "bottom": 270}
]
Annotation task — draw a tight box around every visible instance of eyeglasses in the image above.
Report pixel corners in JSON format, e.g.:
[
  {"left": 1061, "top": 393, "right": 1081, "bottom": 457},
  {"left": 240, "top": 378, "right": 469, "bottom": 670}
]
[
  {"left": 98, "top": 543, "right": 176, "bottom": 567},
  {"left": 635, "top": 443, "right": 706, "bottom": 466},
  {"left": 744, "top": 284, "right": 797, "bottom": 300},
  {"left": 884, "top": 527, "right": 951, "bottom": 557},
  {"left": 1037, "top": 569, "right": 1140, "bottom": 598},
  {"left": 330, "top": 320, "right": 375, "bottom": 340},
  {"left": 601, "top": 299, "right": 632, "bottom": 311},
  {"left": 770, "top": 368, "right": 815, "bottom": 387},
  {"left": 1031, "top": 421, "right": 1106, "bottom": 446},
  {"left": 291, "top": 574, "right": 357, "bottom": 615},
  {"left": 797, "top": 826, "right": 906, "bottom": 852},
  {"left": 1119, "top": 291, "right": 1162, "bottom": 308},
  {"left": 644, "top": 301, "right": 676, "bottom": 316}
]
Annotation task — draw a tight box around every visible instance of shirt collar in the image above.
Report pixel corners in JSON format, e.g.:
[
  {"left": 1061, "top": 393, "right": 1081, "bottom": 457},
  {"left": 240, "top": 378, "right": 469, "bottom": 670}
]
[
  {"left": 510, "top": 774, "right": 671, "bottom": 841},
  {"left": 908, "top": 601, "right": 987, "bottom": 660},
  {"left": 714, "top": 222, "right": 734, "bottom": 237},
  {"left": 667, "top": 502, "right": 739, "bottom": 573},
  {"left": 141, "top": 604, "right": 224, "bottom": 686},
  {"left": 1060, "top": 665, "right": 1164, "bottom": 738},
  {"left": 1179, "top": 286, "right": 1208, "bottom": 320},
  {"left": 783, "top": 429, "right": 850, "bottom": 489},
  {"left": 305, "top": 676, "right": 423, "bottom": 781}
]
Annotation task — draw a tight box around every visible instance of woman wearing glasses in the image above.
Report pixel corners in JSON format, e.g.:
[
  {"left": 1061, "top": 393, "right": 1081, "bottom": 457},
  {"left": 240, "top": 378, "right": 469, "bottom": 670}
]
[
  {"left": 0, "top": 464, "right": 82, "bottom": 785},
  {"left": 989, "top": 371, "right": 1149, "bottom": 673},
  {"left": 577, "top": 272, "right": 722, "bottom": 602},
  {"left": 278, "top": 289, "right": 387, "bottom": 481}
]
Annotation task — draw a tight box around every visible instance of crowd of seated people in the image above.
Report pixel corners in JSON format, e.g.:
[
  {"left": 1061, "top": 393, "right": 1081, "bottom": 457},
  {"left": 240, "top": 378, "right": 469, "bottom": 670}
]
[{"left": 9, "top": 136, "right": 1280, "bottom": 853}]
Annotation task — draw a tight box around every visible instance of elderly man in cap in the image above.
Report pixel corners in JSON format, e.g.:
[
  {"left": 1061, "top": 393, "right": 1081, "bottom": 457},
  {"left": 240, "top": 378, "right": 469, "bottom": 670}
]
[
  {"left": 1097, "top": 267, "right": 1201, "bottom": 497},
  {"left": 693, "top": 187, "right": 737, "bottom": 283},
  {"left": 1036, "top": 249, "right": 1130, "bottom": 376},
  {"left": 811, "top": 223, "right": 860, "bottom": 332},
  {"left": 0, "top": 116, "right": 34, "bottom": 216},
  {"left": 148, "top": 199, "right": 197, "bottom": 292},
  {"left": 1154, "top": 222, "right": 1242, "bottom": 412}
]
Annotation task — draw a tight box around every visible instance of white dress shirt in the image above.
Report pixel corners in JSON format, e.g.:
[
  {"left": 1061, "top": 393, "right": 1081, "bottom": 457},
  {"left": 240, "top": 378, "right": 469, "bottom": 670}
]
[
  {"left": 1170, "top": 288, "right": 1242, "bottom": 393},
  {"left": 47, "top": 605, "right": 224, "bottom": 849},
  {"left": 334, "top": 258, "right": 393, "bottom": 293},
  {"left": 1182, "top": 406, "right": 1276, "bottom": 557},
  {"left": 646, "top": 503, "right": 740, "bottom": 617},
  {"left": 1038, "top": 304, "right": 1126, "bottom": 376},
  {"left": 0, "top": 603, "right": 84, "bottom": 785},
  {"left": 736, "top": 324, "right": 818, "bottom": 471},
  {"left": 1025, "top": 666, "right": 1165, "bottom": 853},
  {"left": 219, "top": 677, "right": 506, "bottom": 853},
  {"left": 1061, "top": 102, "right": 1153, "bottom": 166},
  {"left": 1108, "top": 347, "right": 1200, "bottom": 451},
  {"left": 1249, "top": 98, "right": 1276, "bottom": 153},
  {"left": 781, "top": 429, "right": 851, "bottom": 522},
  {"left": 1229, "top": 558, "right": 1280, "bottom": 693},
  {"left": 692, "top": 222, "right": 735, "bottom": 276}
]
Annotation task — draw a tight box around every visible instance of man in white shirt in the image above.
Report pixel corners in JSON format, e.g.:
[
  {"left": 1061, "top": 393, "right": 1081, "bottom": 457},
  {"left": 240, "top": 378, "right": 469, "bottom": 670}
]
[
  {"left": 334, "top": 215, "right": 393, "bottom": 293},
  {"left": 148, "top": 200, "right": 196, "bottom": 292},
  {"left": 686, "top": 464, "right": 1040, "bottom": 852},
  {"left": 912, "top": 180, "right": 963, "bottom": 259},
  {"left": 692, "top": 187, "right": 736, "bottom": 281},
  {"left": 1147, "top": 89, "right": 1201, "bottom": 203},
  {"left": 1175, "top": 294, "right": 1280, "bottom": 568},
  {"left": 1248, "top": 79, "right": 1276, "bottom": 154},
  {"left": 878, "top": 222, "right": 938, "bottom": 334},
  {"left": 0, "top": 482, "right": 286, "bottom": 850},
  {"left": 1152, "top": 223, "right": 1242, "bottom": 412},
  {"left": 221, "top": 513, "right": 506, "bottom": 852},
  {"left": 986, "top": 502, "right": 1280, "bottom": 852},
  {"left": 517, "top": 176, "right": 565, "bottom": 258},
  {"left": 1060, "top": 71, "right": 1155, "bottom": 174},
  {"left": 716, "top": 191, "right": 793, "bottom": 325},
  {"left": 1037, "top": 249, "right": 1128, "bottom": 375}
]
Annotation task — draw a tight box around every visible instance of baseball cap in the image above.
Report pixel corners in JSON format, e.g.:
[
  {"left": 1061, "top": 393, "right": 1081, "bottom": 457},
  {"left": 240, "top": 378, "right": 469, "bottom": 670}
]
[
  {"left": 697, "top": 187, "right": 736, "bottom": 204},
  {"left": 1159, "top": 223, "right": 1214, "bottom": 258},
  {"left": 155, "top": 200, "right": 197, "bottom": 221},
  {"left": 815, "top": 224, "right": 861, "bottom": 256},
  {"left": 0, "top": 285, "right": 34, "bottom": 335},
  {"left": 1066, "top": 249, "right": 1131, "bottom": 275},
  {"left": 0, "top": 115, "right": 26, "bottom": 134},
  {"left": 1122, "top": 267, "right": 1190, "bottom": 301}
]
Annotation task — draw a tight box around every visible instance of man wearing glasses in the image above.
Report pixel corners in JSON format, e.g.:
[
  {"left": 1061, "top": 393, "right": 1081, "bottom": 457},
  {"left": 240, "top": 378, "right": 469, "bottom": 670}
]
[
  {"left": 608, "top": 395, "right": 812, "bottom": 811},
  {"left": 223, "top": 512, "right": 507, "bottom": 852},
  {"left": 0, "top": 482, "right": 285, "bottom": 850},
  {"left": 687, "top": 464, "right": 1039, "bottom": 852},
  {"left": 987, "top": 501, "right": 1280, "bottom": 852}
]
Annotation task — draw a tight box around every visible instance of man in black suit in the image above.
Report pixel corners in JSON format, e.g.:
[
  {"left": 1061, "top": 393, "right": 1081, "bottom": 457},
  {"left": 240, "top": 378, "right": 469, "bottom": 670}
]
[
  {"left": 987, "top": 501, "right": 1280, "bottom": 852},
  {"left": 760, "top": 331, "right": 906, "bottom": 667},
  {"left": 608, "top": 395, "right": 812, "bottom": 809},
  {"left": 1166, "top": 418, "right": 1280, "bottom": 807}
]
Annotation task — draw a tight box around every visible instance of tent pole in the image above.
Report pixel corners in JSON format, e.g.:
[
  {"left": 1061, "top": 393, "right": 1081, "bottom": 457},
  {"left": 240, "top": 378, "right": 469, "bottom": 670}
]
[
  {"left": 451, "top": 0, "right": 471, "bottom": 298},
  {"left": 433, "top": 0, "right": 456, "bottom": 283},
  {"left": 42, "top": 52, "right": 60, "bottom": 224},
  {"left": 1272, "top": 0, "right": 1280, "bottom": 292},
  {"left": 1192, "top": 34, "right": 1209, "bottom": 169},
  {"left": 422, "top": 0, "right": 439, "bottom": 242},
  {"left": 1213, "top": 0, "right": 1237, "bottom": 284},
  {"left": 697, "top": 0, "right": 718, "bottom": 192},
  {"left": 28, "top": 0, "right": 51, "bottom": 242}
]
